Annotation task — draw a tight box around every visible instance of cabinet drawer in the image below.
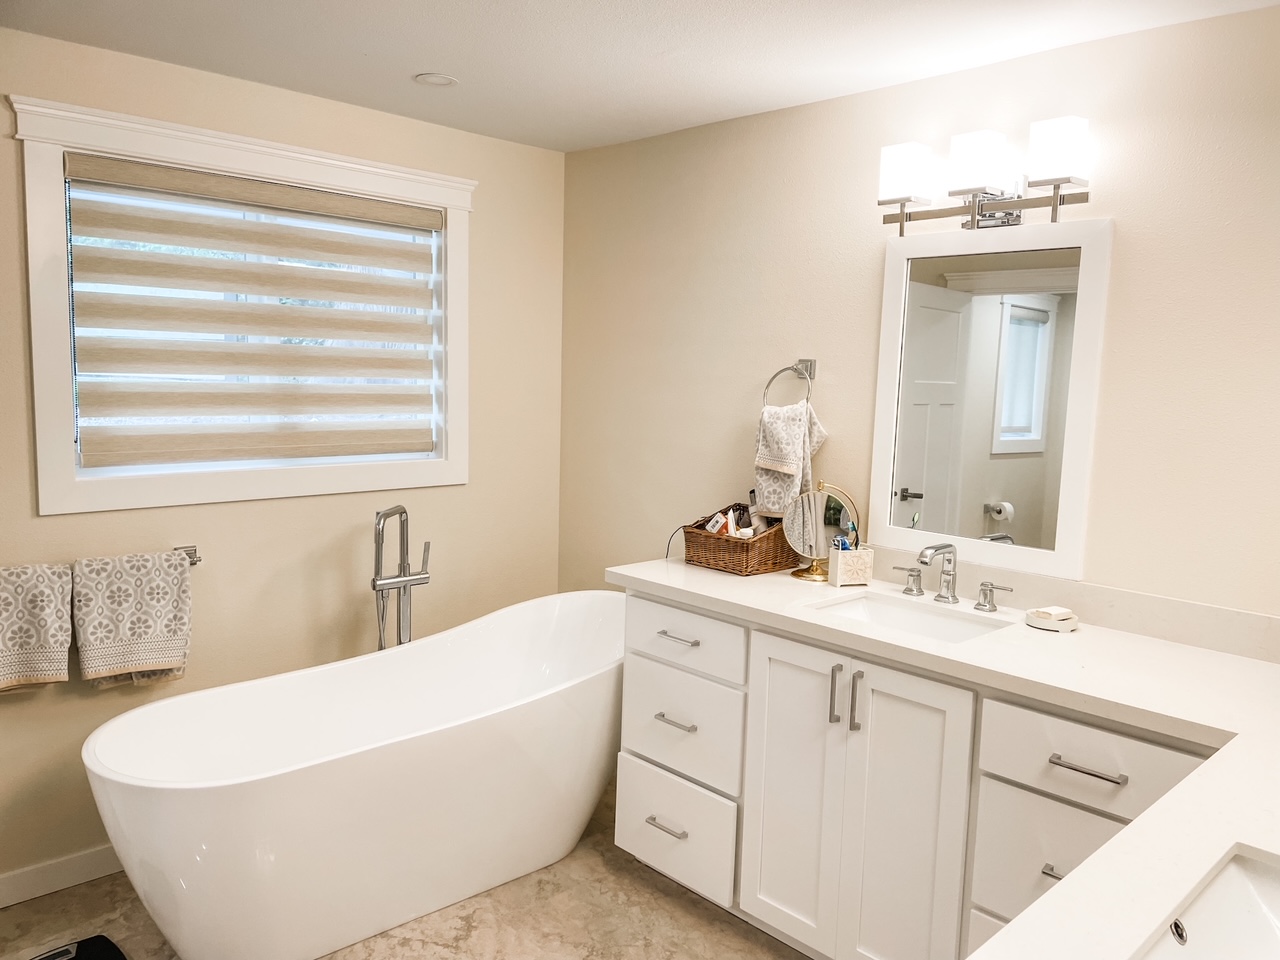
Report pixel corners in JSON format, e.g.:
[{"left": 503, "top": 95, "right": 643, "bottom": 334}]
[
  {"left": 626, "top": 596, "right": 747, "bottom": 684},
  {"left": 971, "top": 776, "right": 1122, "bottom": 921},
  {"left": 980, "top": 700, "right": 1201, "bottom": 821},
  {"left": 966, "top": 909, "right": 1006, "bottom": 956},
  {"left": 622, "top": 652, "right": 746, "bottom": 795},
  {"left": 614, "top": 752, "right": 738, "bottom": 907}
]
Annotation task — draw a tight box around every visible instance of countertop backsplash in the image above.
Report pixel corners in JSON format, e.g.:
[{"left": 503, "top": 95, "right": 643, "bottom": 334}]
[{"left": 870, "top": 546, "right": 1280, "bottom": 664}]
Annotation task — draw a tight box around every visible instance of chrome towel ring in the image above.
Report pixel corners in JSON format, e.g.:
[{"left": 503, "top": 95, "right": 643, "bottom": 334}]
[{"left": 763, "top": 360, "right": 815, "bottom": 405}]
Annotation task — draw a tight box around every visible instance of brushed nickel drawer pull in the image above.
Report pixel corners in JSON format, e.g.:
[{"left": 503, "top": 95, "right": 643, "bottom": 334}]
[
  {"left": 656, "top": 629, "right": 700, "bottom": 648},
  {"left": 1048, "top": 753, "right": 1130, "bottom": 786},
  {"left": 828, "top": 663, "right": 844, "bottom": 724},
  {"left": 1042, "top": 862, "right": 1065, "bottom": 882},
  {"left": 848, "top": 669, "right": 865, "bottom": 732},
  {"left": 654, "top": 711, "right": 697, "bottom": 733},
  {"left": 645, "top": 815, "right": 688, "bottom": 840}
]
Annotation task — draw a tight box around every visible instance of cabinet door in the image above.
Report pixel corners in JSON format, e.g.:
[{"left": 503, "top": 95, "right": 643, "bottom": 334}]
[
  {"left": 739, "top": 632, "right": 853, "bottom": 956},
  {"left": 837, "top": 662, "right": 974, "bottom": 960}
]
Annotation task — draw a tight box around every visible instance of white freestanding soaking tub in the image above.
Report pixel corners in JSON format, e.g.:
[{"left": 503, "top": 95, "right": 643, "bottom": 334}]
[{"left": 83, "top": 590, "right": 624, "bottom": 960}]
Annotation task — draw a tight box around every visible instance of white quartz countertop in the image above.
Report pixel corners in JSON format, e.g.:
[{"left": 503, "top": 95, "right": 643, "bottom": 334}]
[{"left": 605, "top": 559, "right": 1280, "bottom": 960}]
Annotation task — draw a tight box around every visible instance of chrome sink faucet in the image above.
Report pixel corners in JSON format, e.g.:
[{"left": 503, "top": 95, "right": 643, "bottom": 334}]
[
  {"left": 372, "top": 505, "right": 431, "bottom": 649},
  {"left": 916, "top": 543, "right": 959, "bottom": 605}
]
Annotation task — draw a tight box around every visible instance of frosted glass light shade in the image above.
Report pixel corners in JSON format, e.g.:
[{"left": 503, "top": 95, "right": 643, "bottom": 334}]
[
  {"left": 878, "top": 142, "right": 941, "bottom": 203},
  {"left": 1028, "top": 116, "right": 1094, "bottom": 182},
  {"left": 948, "top": 130, "right": 1019, "bottom": 195}
]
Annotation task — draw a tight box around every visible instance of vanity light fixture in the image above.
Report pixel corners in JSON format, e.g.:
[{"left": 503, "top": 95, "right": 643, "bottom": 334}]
[
  {"left": 880, "top": 117, "right": 1092, "bottom": 234},
  {"left": 1027, "top": 116, "right": 1095, "bottom": 222},
  {"left": 877, "top": 142, "right": 942, "bottom": 237},
  {"left": 947, "top": 130, "right": 1026, "bottom": 231}
]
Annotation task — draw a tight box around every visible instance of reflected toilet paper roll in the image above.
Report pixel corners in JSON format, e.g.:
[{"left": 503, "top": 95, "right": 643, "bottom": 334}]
[{"left": 986, "top": 501, "right": 1015, "bottom": 522}]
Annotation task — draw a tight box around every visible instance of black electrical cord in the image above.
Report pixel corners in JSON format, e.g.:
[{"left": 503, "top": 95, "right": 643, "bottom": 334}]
[{"left": 664, "top": 525, "right": 684, "bottom": 559}]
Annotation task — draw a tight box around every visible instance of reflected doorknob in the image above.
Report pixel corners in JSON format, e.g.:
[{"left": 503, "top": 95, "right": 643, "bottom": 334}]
[{"left": 898, "top": 487, "right": 924, "bottom": 502}]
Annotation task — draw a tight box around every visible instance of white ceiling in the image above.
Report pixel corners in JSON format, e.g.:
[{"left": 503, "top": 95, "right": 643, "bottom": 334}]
[{"left": 1, "top": 0, "right": 1274, "bottom": 152}]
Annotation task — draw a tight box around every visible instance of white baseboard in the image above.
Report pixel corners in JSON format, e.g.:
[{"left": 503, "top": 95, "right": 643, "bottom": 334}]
[{"left": 0, "top": 844, "right": 121, "bottom": 909}]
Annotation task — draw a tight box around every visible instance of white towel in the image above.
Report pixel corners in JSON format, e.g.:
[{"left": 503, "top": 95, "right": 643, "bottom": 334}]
[
  {"left": 72, "top": 551, "right": 192, "bottom": 689},
  {"left": 755, "top": 400, "right": 828, "bottom": 516},
  {"left": 0, "top": 564, "right": 73, "bottom": 693}
]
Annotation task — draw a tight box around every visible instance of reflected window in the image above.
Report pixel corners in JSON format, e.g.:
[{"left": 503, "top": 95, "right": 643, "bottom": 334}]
[{"left": 992, "top": 295, "right": 1056, "bottom": 454}]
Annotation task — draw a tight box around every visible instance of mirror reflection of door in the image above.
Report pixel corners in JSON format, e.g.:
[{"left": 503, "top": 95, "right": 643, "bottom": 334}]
[
  {"left": 892, "top": 283, "right": 971, "bottom": 532},
  {"left": 891, "top": 250, "right": 1080, "bottom": 551}
]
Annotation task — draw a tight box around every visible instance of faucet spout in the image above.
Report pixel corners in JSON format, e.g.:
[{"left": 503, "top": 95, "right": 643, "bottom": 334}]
[
  {"left": 372, "top": 506, "right": 431, "bottom": 649},
  {"left": 916, "top": 543, "right": 960, "bottom": 605},
  {"left": 916, "top": 542, "right": 955, "bottom": 566}
]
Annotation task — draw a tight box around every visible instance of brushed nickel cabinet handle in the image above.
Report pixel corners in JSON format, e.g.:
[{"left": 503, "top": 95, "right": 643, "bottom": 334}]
[
  {"left": 645, "top": 815, "right": 688, "bottom": 840},
  {"left": 1048, "top": 753, "right": 1130, "bottom": 786},
  {"left": 828, "top": 663, "right": 844, "bottom": 724},
  {"left": 654, "top": 711, "right": 697, "bottom": 733},
  {"left": 1042, "top": 862, "right": 1065, "bottom": 881},
  {"left": 848, "top": 669, "right": 865, "bottom": 732},
  {"left": 656, "top": 629, "right": 700, "bottom": 648}
]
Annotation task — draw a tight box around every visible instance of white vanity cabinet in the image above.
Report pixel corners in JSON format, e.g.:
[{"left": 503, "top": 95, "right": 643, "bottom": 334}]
[
  {"left": 738, "top": 630, "right": 975, "bottom": 960},
  {"left": 965, "top": 700, "right": 1204, "bottom": 953},
  {"left": 611, "top": 586, "right": 1205, "bottom": 960}
]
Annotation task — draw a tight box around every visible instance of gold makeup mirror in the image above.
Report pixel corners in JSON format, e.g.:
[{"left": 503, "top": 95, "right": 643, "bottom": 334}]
[{"left": 782, "top": 483, "right": 853, "bottom": 581}]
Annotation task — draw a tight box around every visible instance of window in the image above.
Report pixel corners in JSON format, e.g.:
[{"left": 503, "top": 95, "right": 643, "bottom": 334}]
[
  {"left": 991, "top": 294, "right": 1057, "bottom": 454},
  {"left": 13, "top": 97, "right": 475, "bottom": 514}
]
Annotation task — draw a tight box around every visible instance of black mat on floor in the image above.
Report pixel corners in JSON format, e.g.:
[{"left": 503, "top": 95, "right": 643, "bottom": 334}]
[{"left": 30, "top": 935, "right": 126, "bottom": 960}]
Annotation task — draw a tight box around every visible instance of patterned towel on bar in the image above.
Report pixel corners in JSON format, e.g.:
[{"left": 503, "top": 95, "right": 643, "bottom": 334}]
[
  {"left": 754, "top": 400, "right": 828, "bottom": 516},
  {"left": 0, "top": 564, "right": 73, "bottom": 692},
  {"left": 72, "top": 551, "right": 192, "bottom": 689}
]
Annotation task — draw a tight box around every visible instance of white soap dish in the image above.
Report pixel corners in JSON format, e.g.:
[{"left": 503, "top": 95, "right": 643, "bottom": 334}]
[{"left": 1025, "top": 612, "right": 1079, "bottom": 632}]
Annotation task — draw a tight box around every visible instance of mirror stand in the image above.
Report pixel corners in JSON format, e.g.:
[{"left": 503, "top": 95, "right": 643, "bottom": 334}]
[{"left": 792, "top": 558, "right": 828, "bottom": 582}]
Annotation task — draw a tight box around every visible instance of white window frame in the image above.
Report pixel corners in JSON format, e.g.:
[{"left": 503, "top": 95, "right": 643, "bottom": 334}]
[
  {"left": 12, "top": 96, "right": 475, "bottom": 515},
  {"left": 990, "top": 293, "right": 1058, "bottom": 454}
]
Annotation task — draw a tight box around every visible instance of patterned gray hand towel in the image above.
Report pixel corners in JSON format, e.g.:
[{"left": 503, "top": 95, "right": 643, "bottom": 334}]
[
  {"left": 755, "top": 399, "right": 810, "bottom": 476},
  {"left": 72, "top": 551, "right": 192, "bottom": 689},
  {"left": 755, "top": 401, "right": 828, "bottom": 516},
  {"left": 0, "top": 564, "right": 73, "bottom": 692}
]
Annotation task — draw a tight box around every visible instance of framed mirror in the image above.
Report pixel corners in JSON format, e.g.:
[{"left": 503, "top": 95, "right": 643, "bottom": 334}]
[{"left": 869, "top": 220, "right": 1113, "bottom": 579}]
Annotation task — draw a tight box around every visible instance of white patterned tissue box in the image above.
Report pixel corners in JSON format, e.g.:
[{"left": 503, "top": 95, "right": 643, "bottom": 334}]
[
  {"left": 72, "top": 551, "right": 192, "bottom": 687},
  {"left": 828, "top": 547, "right": 874, "bottom": 587},
  {"left": 0, "top": 564, "right": 73, "bottom": 692}
]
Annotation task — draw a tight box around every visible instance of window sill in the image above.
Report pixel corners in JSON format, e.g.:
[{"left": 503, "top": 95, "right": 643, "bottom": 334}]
[{"left": 37, "top": 455, "right": 467, "bottom": 515}]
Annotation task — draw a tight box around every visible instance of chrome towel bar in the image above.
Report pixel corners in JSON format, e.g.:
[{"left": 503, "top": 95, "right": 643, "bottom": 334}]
[{"left": 173, "top": 545, "right": 201, "bottom": 567}]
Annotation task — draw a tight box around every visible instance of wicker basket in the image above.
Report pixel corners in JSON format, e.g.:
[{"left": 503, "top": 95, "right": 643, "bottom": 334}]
[{"left": 682, "top": 503, "right": 801, "bottom": 576}]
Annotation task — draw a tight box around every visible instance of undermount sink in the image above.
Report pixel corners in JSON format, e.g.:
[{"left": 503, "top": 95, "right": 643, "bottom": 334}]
[
  {"left": 1138, "top": 852, "right": 1280, "bottom": 959},
  {"left": 810, "top": 591, "right": 1005, "bottom": 643}
]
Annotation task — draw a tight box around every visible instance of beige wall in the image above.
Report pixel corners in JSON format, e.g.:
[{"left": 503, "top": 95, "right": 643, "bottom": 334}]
[
  {"left": 560, "top": 8, "right": 1280, "bottom": 618},
  {"left": 0, "top": 28, "right": 565, "bottom": 876}
]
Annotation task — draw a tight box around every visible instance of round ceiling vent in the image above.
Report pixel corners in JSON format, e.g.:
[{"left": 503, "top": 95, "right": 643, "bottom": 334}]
[{"left": 413, "top": 73, "right": 459, "bottom": 87}]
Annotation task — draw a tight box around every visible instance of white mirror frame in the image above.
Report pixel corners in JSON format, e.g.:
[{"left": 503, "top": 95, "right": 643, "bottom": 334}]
[{"left": 869, "top": 219, "right": 1114, "bottom": 580}]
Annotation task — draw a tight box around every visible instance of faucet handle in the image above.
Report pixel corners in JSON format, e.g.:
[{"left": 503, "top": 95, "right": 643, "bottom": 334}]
[
  {"left": 893, "top": 565, "right": 925, "bottom": 597},
  {"left": 975, "top": 580, "right": 1013, "bottom": 613},
  {"left": 420, "top": 542, "right": 431, "bottom": 575}
]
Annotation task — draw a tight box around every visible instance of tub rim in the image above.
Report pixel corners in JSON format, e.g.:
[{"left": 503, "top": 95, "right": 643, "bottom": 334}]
[{"left": 82, "top": 589, "right": 624, "bottom": 791}]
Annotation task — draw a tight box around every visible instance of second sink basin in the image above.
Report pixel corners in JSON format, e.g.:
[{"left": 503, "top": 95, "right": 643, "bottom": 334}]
[
  {"left": 1137, "top": 851, "right": 1280, "bottom": 959},
  {"left": 811, "top": 591, "right": 1005, "bottom": 643}
]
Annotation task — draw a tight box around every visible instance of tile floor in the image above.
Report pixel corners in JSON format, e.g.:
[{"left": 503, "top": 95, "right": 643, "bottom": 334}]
[{"left": 0, "top": 821, "right": 804, "bottom": 960}]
